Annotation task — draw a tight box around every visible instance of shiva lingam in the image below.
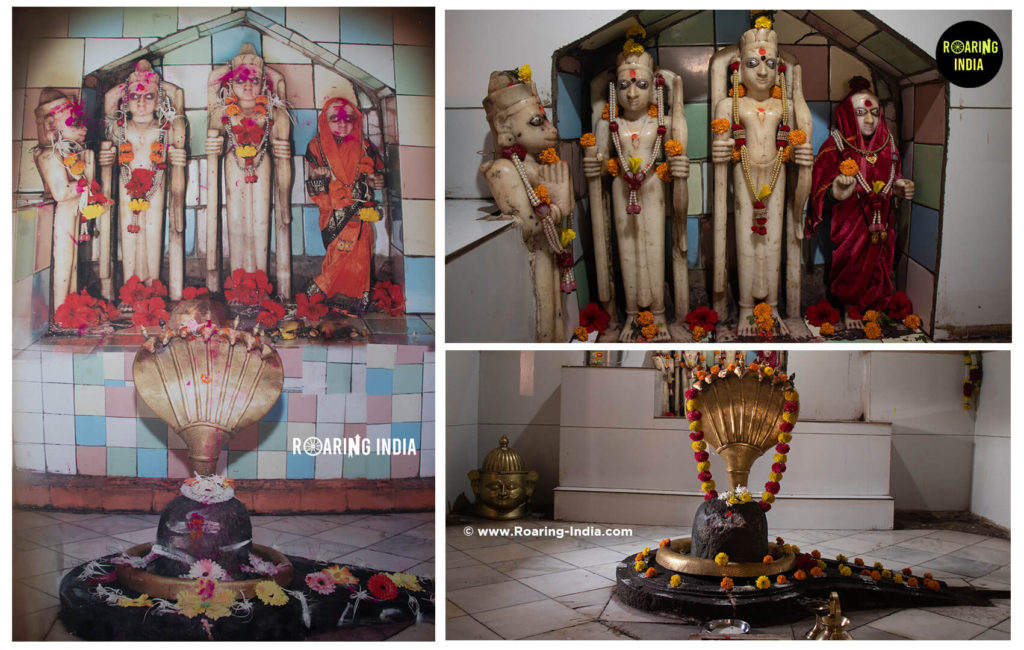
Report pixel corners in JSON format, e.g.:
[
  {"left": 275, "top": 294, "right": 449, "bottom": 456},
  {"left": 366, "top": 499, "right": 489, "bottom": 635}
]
[
  {"left": 114, "top": 310, "right": 292, "bottom": 599},
  {"left": 656, "top": 364, "right": 798, "bottom": 577},
  {"left": 467, "top": 436, "right": 538, "bottom": 520}
]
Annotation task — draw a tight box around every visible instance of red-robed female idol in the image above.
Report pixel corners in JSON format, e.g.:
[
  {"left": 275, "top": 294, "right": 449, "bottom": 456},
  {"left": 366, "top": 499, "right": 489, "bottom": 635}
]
[
  {"left": 304, "top": 97, "right": 385, "bottom": 310},
  {"left": 806, "top": 76, "right": 914, "bottom": 327}
]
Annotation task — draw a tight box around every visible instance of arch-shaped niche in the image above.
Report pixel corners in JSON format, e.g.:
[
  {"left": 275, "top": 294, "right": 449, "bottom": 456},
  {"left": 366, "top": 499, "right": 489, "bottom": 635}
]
[
  {"left": 552, "top": 10, "right": 946, "bottom": 336},
  {"left": 76, "top": 9, "right": 403, "bottom": 299}
]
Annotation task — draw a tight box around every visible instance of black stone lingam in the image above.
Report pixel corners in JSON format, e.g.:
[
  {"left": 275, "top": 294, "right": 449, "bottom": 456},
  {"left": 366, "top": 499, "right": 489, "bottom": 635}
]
[
  {"left": 690, "top": 498, "right": 769, "bottom": 562},
  {"left": 149, "top": 495, "right": 254, "bottom": 579}
]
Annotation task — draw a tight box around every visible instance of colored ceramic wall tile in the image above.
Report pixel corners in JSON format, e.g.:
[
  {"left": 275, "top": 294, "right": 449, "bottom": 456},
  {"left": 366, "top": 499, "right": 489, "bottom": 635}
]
[
  {"left": 398, "top": 199, "right": 434, "bottom": 257},
  {"left": 785, "top": 45, "right": 830, "bottom": 102},
  {"left": 317, "top": 394, "right": 346, "bottom": 423},
  {"left": 315, "top": 452, "right": 344, "bottom": 479},
  {"left": 41, "top": 352, "right": 75, "bottom": 384},
  {"left": 555, "top": 72, "right": 584, "bottom": 141},
  {"left": 911, "top": 143, "right": 943, "bottom": 211},
  {"left": 659, "top": 11, "right": 714, "bottom": 46},
  {"left": 774, "top": 12, "right": 827, "bottom": 45},
  {"left": 258, "top": 451, "right": 287, "bottom": 479},
  {"left": 105, "top": 386, "right": 138, "bottom": 418},
  {"left": 278, "top": 347, "right": 303, "bottom": 378},
  {"left": 303, "top": 360, "right": 328, "bottom": 394},
  {"left": 228, "top": 450, "right": 258, "bottom": 479},
  {"left": 658, "top": 47, "right": 714, "bottom": 103},
  {"left": 422, "top": 394, "right": 435, "bottom": 422},
  {"left": 84, "top": 38, "right": 141, "bottom": 75},
  {"left": 288, "top": 393, "right": 317, "bottom": 423},
  {"left": 394, "top": 46, "right": 433, "bottom": 96},
  {"left": 392, "top": 394, "right": 421, "bottom": 422},
  {"left": 393, "top": 8, "right": 431, "bottom": 47},
  {"left": 75, "top": 415, "right": 105, "bottom": 446},
  {"left": 43, "top": 413, "right": 76, "bottom": 446},
  {"left": 73, "top": 353, "right": 105, "bottom": 386},
  {"left": 138, "top": 448, "right": 168, "bottom": 478},
  {"left": 390, "top": 451, "right": 420, "bottom": 479},
  {"left": 326, "top": 363, "right": 352, "bottom": 394},
  {"left": 396, "top": 95, "right": 434, "bottom": 148},
  {"left": 136, "top": 418, "right": 167, "bottom": 448},
  {"left": 302, "top": 346, "right": 328, "bottom": 362},
  {"left": 404, "top": 257, "right": 434, "bottom": 313},
  {"left": 366, "top": 395, "right": 392, "bottom": 424},
  {"left": 14, "top": 412, "right": 43, "bottom": 444},
  {"left": 177, "top": 7, "right": 231, "bottom": 30},
  {"left": 419, "top": 449, "right": 435, "bottom": 478},
  {"left": 285, "top": 7, "right": 340, "bottom": 44},
  {"left": 14, "top": 380, "right": 43, "bottom": 414},
  {"left": 913, "top": 84, "right": 945, "bottom": 146},
  {"left": 342, "top": 452, "right": 368, "bottom": 478},
  {"left": 808, "top": 101, "right": 832, "bottom": 160},
  {"left": 286, "top": 449, "right": 316, "bottom": 479},
  {"left": 102, "top": 351, "right": 124, "bottom": 381},
  {"left": 904, "top": 257, "right": 935, "bottom": 335},
  {"left": 302, "top": 206, "right": 327, "bottom": 257},
  {"left": 366, "top": 368, "right": 395, "bottom": 395},
  {"left": 341, "top": 8, "right": 393, "bottom": 45},
  {"left": 18, "top": 141, "right": 42, "bottom": 193},
  {"left": 367, "top": 344, "right": 397, "bottom": 369},
  {"left": 74, "top": 385, "right": 105, "bottom": 416},
  {"left": 14, "top": 208, "right": 36, "bottom": 281},
  {"left": 814, "top": 10, "right": 878, "bottom": 42},
  {"left": 123, "top": 8, "right": 178, "bottom": 38},
  {"left": 339, "top": 44, "right": 396, "bottom": 88},
  {"left": 212, "top": 26, "right": 263, "bottom": 64},
  {"left": 683, "top": 103, "right": 708, "bottom": 160},
  {"left": 861, "top": 31, "right": 931, "bottom": 75},
  {"left": 105, "top": 417, "right": 136, "bottom": 447},
  {"left": 68, "top": 7, "right": 124, "bottom": 38},
  {"left": 163, "top": 35, "right": 212, "bottom": 65},
  {"left": 33, "top": 205, "right": 54, "bottom": 276},
  {"left": 365, "top": 453, "right": 391, "bottom": 479},
  {"left": 46, "top": 444, "right": 78, "bottom": 474},
  {"left": 168, "top": 449, "right": 193, "bottom": 479},
  {"left": 163, "top": 66, "right": 213, "bottom": 111},
  {"left": 908, "top": 203, "right": 940, "bottom": 273},
  {"left": 77, "top": 446, "right": 106, "bottom": 475},
  {"left": 265, "top": 393, "right": 289, "bottom": 421},
  {"left": 27, "top": 38, "right": 85, "bottom": 88},
  {"left": 351, "top": 364, "right": 367, "bottom": 393},
  {"left": 259, "top": 420, "right": 289, "bottom": 450},
  {"left": 273, "top": 63, "right": 315, "bottom": 110},
  {"left": 14, "top": 444, "right": 46, "bottom": 472},
  {"left": 392, "top": 364, "right": 423, "bottom": 394},
  {"left": 829, "top": 47, "right": 871, "bottom": 102},
  {"left": 715, "top": 11, "right": 750, "bottom": 46},
  {"left": 686, "top": 164, "right": 703, "bottom": 215}
]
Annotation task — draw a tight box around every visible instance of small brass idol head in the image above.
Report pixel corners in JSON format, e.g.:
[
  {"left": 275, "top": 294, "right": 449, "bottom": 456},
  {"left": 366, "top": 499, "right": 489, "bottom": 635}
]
[{"left": 468, "top": 436, "right": 538, "bottom": 520}]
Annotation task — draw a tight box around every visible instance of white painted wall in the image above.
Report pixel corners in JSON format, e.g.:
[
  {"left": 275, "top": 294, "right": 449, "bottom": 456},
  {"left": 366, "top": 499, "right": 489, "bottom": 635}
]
[
  {"left": 970, "top": 351, "right": 1010, "bottom": 528},
  {"left": 446, "top": 351, "right": 481, "bottom": 509}
]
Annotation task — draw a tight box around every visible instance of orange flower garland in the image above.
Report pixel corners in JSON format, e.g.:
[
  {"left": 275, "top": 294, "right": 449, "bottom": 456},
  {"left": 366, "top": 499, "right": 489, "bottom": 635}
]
[
  {"left": 710, "top": 118, "right": 730, "bottom": 135},
  {"left": 579, "top": 132, "right": 597, "bottom": 148},
  {"left": 839, "top": 159, "right": 860, "bottom": 176},
  {"left": 665, "top": 139, "right": 684, "bottom": 157}
]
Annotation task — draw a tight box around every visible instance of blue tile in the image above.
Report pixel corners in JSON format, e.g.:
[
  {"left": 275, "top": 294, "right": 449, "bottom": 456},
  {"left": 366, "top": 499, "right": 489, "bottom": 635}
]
[
  {"left": 391, "top": 421, "right": 421, "bottom": 448},
  {"left": 137, "top": 448, "right": 167, "bottom": 478},
  {"left": 715, "top": 10, "right": 750, "bottom": 46},
  {"left": 228, "top": 450, "right": 257, "bottom": 479},
  {"left": 286, "top": 450, "right": 315, "bottom": 478},
  {"left": 75, "top": 416, "right": 105, "bottom": 446},
  {"left": 404, "top": 257, "right": 434, "bottom": 314},
  {"left": 291, "top": 207, "right": 305, "bottom": 256},
  {"left": 265, "top": 393, "right": 288, "bottom": 421},
  {"left": 253, "top": 7, "right": 286, "bottom": 24},
  {"left": 556, "top": 73, "right": 584, "bottom": 140},
  {"left": 807, "top": 101, "right": 832, "bottom": 159},
  {"left": 69, "top": 8, "right": 124, "bottom": 37},
  {"left": 687, "top": 217, "right": 700, "bottom": 267},
  {"left": 259, "top": 420, "right": 288, "bottom": 450},
  {"left": 291, "top": 109, "right": 318, "bottom": 156},
  {"left": 104, "top": 379, "right": 126, "bottom": 387},
  {"left": 366, "top": 368, "right": 395, "bottom": 395},
  {"left": 908, "top": 203, "right": 939, "bottom": 273},
  {"left": 813, "top": 245, "right": 825, "bottom": 265},
  {"left": 212, "top": 26, "right": 262, "bottom": 65},
  {"left": 185, "top": 208, "right": 196, "bottom": 256},
  {"left": 340, "top": 8, "right": 393, "bottom": 45},
  {"left": 303, "top": 206, "right": 327, "bottom": 257}
]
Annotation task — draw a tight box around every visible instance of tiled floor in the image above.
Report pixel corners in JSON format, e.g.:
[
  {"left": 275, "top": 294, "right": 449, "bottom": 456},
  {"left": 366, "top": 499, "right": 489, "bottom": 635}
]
[
  {"left": 12, "top": 509, "right": 435, "bottom": 641},
  {"left": 446, "top": 517, "right": 1010, "bottom": 640}
]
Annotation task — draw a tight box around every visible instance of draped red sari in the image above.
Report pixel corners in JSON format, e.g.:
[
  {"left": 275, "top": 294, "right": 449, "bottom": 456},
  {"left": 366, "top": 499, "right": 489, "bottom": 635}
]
[{"left": 807, "top": 92, "right": 903, "bottom": 314}]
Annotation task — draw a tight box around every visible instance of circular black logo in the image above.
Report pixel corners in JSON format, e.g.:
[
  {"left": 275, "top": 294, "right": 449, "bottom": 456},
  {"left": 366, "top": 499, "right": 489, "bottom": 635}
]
[{"left": 935, "top": 21, "right": 1002, "bottom": 88}]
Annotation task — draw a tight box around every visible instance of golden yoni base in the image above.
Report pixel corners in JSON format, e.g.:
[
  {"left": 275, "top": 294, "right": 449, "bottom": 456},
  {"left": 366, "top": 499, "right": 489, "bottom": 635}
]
[
  {"left": 655, "top": 537, "right": 796, "bottom": 577},
  {"left": 114, "top": 543, "right": 293, "bottom": 600}
]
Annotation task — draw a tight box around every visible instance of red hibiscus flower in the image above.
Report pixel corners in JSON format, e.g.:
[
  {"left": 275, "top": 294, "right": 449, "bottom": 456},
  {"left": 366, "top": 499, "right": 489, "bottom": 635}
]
[
  {"left": 257, "top": 298, "right": 286, "bottom": 327},
  {"left": 685, "top": 305, "right": 719, "bottom": 332},
  {"left": 579, "top": 302, "right": 611, "bottom": 333},
  {"left": 148, "top": 279, "right": 168, "bottom": 298},
  {"left": 296, "top": 292, "right": 329, "bottom": 321},
  {"left": 372, "top": 281, "right": 405, "bottom": 316},
  {"left": 132, "top": 297, "right": 169, "bottom": 327},
  {"left": 224, "top": 268, "right": 273, "bottom": 305},
  {"left": 233, "top": 118, "right": 263, "bottom": 145},
  {"left": 846, "top": 305, "right": 863, "bottom": 321},
  {"left": 182, "top": 286, "right": 210, "bottom": 300},
  {"left": 124, "top": 168, "right": 156, "bottom": 199},
  {"left": 886, "top": 291, "right": 913, "bottom": 320},
  {"left": 118, "top": 275, "right": 152, "bottom": 307},
  {"left": 367, "top": 573, "right": 398, "bottom": 600},
  {"left": 54, "top": 290, "right": 101, "bottom": 329},
  {"left": 805, "top": 300, "right": 840, "bottom": 327}
]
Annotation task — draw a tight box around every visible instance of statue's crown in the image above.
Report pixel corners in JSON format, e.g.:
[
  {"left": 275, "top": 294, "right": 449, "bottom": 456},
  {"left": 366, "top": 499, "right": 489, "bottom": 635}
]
[{"left": 483, "top": 70, "right": 538, "bottom": 118}]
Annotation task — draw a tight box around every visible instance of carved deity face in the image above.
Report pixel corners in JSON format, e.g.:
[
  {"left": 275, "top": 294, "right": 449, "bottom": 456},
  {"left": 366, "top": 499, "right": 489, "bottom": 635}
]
[
  {"left": 740, "top": 41, "right": 778, "bottom": 95},
  {"left": 327, "top": 102, "right": 358, "bottom": 141},
  {"left": 505, "top": 101, "right": 557, "bottom": 155},
  {"left": 231, "top": 64, "right": 265, "bottom": 103},
  {"left": 127, "top": 76, "right": 159, "bottom": 123},
  {"left": 850, "top": 91, "right": 881, "bottom": 138},
  {"left": 616, "top": 65, "right": 653, "bottom": 116},
  {"left": 474, "top": 472, "right": 532, "bottom": 512},
  {"left": 50, "top": 101, "right": 86, "bottom": 144}
]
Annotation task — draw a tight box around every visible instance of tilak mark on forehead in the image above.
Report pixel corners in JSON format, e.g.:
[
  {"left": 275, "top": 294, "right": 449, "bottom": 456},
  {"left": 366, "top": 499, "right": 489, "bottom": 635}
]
[{"left": 864, "top": 99, "right": 873, "bottom": 107}]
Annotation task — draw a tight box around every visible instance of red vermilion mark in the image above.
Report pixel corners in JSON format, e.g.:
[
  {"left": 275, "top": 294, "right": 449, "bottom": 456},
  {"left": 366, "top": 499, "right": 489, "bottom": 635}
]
[
  {"left": 758, "top": 48, "right": 766, "bottom": 55},
  {"left": 630, "top": 69, "right": 636, "bottom": 79},
  {"left": 864, "top": 99, "right": 873, "bottom": 107}
]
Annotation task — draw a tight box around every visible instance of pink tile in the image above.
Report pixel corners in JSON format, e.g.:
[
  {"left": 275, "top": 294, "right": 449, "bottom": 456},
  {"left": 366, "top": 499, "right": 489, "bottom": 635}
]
[
  {"left": 366, "top": 395, "right": 392, "bottom": 424},
  {"left": 914, "top": 83, "right": 945, "bottom": 145},
  {"left": 344, "top": 422, "right": 367, "bottom": 440},
  {"left": 76, "top": 446, "right": 106, "bottom": 475},
  {"left": 399, "top": 145, "right": 434, "bottom": 199},
  {"left": 229, "top": 423, "right": 258, "bottom": 451},
  {"left": 390, "top": 450, "right": 420, "bottom": 478},
  {"left": 279, "top": 347, "right": 303, "bottom": 378},
  {"left": 275, "top": 64, "right": 315, "bottom": 110},
  {"left": 393, "top": 8, "right": 432, "bottom": 46},
  {"left": 105, "top": 385, "right": 138, "bottom": 418},
  {"left": 395, "top": 345, "right": 427, "bottom": 364},
  {"left": 287, "top": 393, "right": 317, "bottom": 423},
  {"left": 786, "top": 45, "right": 830, "bottom": 102},
  {"left": 168, "top": 449, "right": 192, "bottom": 478},
  {"left": 34, "top": 203, "right": 53, "bottom": 273}
]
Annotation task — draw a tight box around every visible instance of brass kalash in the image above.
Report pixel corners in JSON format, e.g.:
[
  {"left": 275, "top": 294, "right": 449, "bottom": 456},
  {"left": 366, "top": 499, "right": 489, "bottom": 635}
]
[
  {"left": 656, "top": 365, "right": 797, "bottom": 577},
  {"left": 114, "top": 299, "right": 292, "bottom": 598}
]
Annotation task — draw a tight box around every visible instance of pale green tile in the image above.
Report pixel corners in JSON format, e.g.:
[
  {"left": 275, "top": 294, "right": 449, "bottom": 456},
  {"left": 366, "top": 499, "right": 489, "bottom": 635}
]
[
  {"left": 684, "top": 102, "right": 709, "bottom": 160},
  {"left": 343, "top": 452, "right": 368, "bottom": 478},
  {"left": 186, "top": 110, "right": 208, "bottom": 157},
  {"left": 814, "top": 10, "right": 878, "bottom": 42},
  {"left": 137, "top": 418, "right": 167, "bottom": 448},
  {"left": 862, "top": 31, "right": 931, "bottom": 75},
  {"left": 107, "top": 447, "right": 137, "bottom": 477},
  {"left": 73, "top": 353, "right": 104, "bottom": 385},
  {"left": 15, "top": 209, "right": 36, "bottom": 281},
  {"left": 366, "top": 453, "right": 390, "bottom": 479},
  {"left": 123, "top": 8, "right": 178, "bottom": 37},
  {"left": 659, "top": 11, "right": 714, "bottom": 46},
  {"left": 393, "top": 364, "right": 423, "bottom": 394},
  {"left": 326, "top": 363, "right": 352, "bottom": 394},
  {"left": 686, "top": 163, "right": 703, "bottom": 215},
  {"left": 259, "top": 420, "right": 289, "bottom": 450},
  {"left": 394, "top": 45, "right": 433, "bottom": 96},
  {"left": 912, "top": 144, "right": 944, "bottom": 211},
  {"left": 303, "top": 346, "right": 327, "bottom": 362},
  {"left": 163, "top": 35, "right": 212, "bottom": 65}
]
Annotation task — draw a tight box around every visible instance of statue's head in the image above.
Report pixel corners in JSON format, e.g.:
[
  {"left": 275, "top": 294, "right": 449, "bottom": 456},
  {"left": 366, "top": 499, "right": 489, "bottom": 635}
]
[
  {"left": 615, "top": 25, "right": 655, "bottom": 116},
  {"left": 125, "top": 60, "right": 160, "bottom": 123},
  {"left": 323, "top": 97, "right": 360, "bottom": 142},
  {"left": 35, "top": 88, "right": 86, "bottom": 144},
  {"left": 483, "top": 69, "right": 557, "bottom": 156},
  {"left": 228, "top": 43, "right": 266, "bottom": 103},
  {"left": 847, "top": 77, "right": 880, "bottom": 139},
  {"left": 738, "top": 27, "right": 780, "bottom": 94},
  {"left": 468, "top": 436, "right": 538, "bottom": 517}
]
